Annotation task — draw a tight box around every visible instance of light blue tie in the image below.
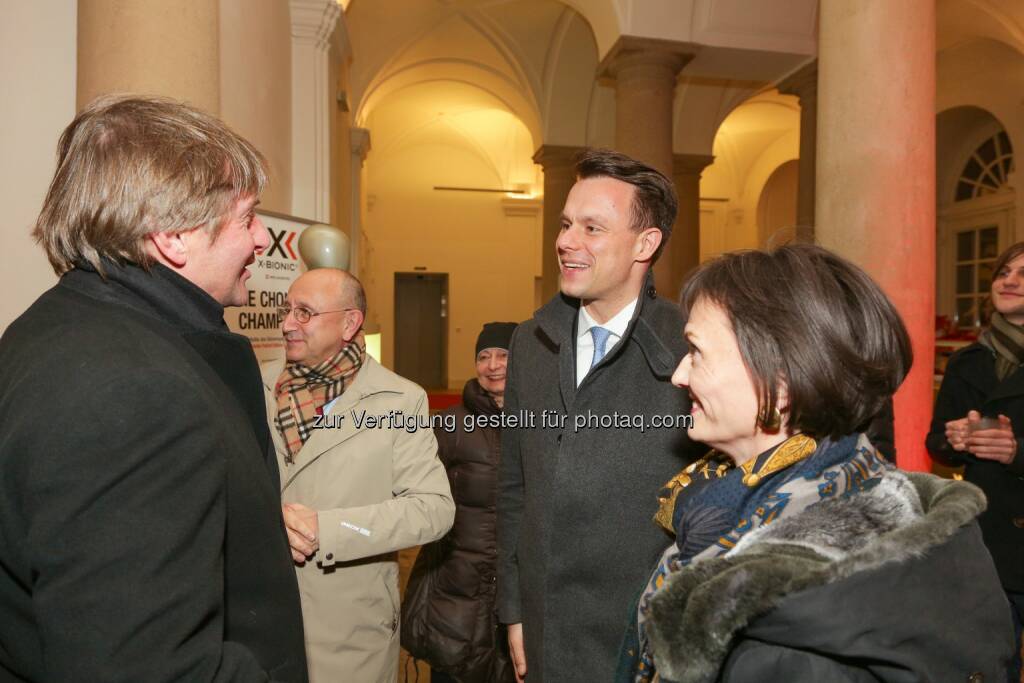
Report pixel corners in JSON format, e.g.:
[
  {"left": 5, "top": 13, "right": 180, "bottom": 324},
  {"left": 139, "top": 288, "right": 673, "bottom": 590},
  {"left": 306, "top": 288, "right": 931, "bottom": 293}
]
[{"left": 589, "top": 326, "right": 612, "bottom": 370}]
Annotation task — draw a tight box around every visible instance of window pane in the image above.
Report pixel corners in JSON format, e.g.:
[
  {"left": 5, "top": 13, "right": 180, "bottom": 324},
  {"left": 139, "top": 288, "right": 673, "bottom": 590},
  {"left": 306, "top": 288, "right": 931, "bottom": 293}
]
[
  {"left": 980, "top": 227, "right": 998, "bottom": 258},
  {"left": 956, "top": 297, "right": 976, "bottom": 327},
  {"left": 956, "top": 181, "right": 974, "bottom": 202},
  {"left": 1002, "top": 156, "right": 1013, "bottom": 178},
  {"left": 963, "top": 156, "right": 983, "bottom": 180},
  {"left": 980, "top": 171, "right": 1001, "bottom": 190},
  {"left": 978, "top": 261, "right": 993, "bottom": 293},
  {"left": 957, "top": 231, "right": 975, "bottom": 261},
  {"left": 978, "top": 137, "right": 997, "bottom": 165},
  {"left": 999, "top": 131, "right": 1012, "bottom": 155},
  {"left": 957, "top": 264, "right": 975, "bottom": 294}
]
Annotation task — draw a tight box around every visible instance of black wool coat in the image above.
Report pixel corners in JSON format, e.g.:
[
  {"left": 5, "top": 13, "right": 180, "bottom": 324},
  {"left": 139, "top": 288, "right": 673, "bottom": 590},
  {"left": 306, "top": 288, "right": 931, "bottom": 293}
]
[
  {"left": 926, "top": 342, "right": 1024, "bottom": 591},
  {"left": 497, "top": 276, "right": 701, "bottom": 683},
  {"left": 0, "top": 262, "right": 307, "bottom": 682}
]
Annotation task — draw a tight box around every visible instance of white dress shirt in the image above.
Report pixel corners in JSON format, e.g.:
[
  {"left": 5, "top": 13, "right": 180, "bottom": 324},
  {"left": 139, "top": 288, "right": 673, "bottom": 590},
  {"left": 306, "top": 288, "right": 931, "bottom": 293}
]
[{"left": 575, "top": 298, "right": 638, "bottom": 387}]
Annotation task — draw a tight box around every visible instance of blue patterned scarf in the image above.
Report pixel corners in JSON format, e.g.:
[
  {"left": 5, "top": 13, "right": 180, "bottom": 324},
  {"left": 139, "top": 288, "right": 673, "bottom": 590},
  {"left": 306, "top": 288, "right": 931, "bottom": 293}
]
[{"left": 622, "top": 433, "right": 892, "bottom": 683}]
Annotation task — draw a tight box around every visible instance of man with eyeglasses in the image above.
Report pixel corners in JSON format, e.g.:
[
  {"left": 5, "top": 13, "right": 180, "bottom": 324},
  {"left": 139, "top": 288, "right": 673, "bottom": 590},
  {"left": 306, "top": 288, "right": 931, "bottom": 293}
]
[{"left": 260, "top": 267, "right": 454, "bottom": 683}]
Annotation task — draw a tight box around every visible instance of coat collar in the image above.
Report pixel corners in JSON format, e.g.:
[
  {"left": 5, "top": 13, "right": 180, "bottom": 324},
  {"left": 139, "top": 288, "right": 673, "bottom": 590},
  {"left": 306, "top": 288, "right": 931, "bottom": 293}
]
[
  {"left": 644, "top": 470, "right": 986, "bottom": 683},
  {"left": 264, "top": 354, "right": 408, "bottom": 489},
  {"left": 61, "top": 259, "right": 228, "bottom": 333},
  {"left": 532, "top": 271, "right": 679, "bottom": 406},
  {"left": 463, "top": 378, "right": 501, "bottom": 417}
]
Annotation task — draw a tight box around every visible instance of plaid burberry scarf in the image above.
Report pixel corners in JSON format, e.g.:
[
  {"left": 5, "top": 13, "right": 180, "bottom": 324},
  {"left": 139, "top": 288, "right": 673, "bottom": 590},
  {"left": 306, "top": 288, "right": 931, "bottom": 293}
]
[
  {"left": 274, "top": 331, "right": 366, "bottom": 463},
  {"left": 982, "top": 311, "right": 1024, "bottom": 381}
]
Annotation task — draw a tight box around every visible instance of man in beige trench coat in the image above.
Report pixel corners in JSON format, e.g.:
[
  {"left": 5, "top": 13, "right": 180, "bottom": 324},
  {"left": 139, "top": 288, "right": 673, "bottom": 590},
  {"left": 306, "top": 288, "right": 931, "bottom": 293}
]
[{"left": 262, "top": 268, "right": 454, "bottom": 683}]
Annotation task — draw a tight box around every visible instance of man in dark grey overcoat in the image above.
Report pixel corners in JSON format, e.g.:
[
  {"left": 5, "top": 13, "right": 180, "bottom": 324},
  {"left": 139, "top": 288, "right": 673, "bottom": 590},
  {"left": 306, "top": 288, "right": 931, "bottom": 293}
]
[{"left": 497, "top": 149, "right": 700, "bottom": 682}]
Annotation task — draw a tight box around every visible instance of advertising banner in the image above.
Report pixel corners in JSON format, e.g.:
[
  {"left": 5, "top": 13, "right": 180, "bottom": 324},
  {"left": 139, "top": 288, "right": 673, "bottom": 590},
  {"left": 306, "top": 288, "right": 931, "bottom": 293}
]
[{"left": 226, "top": 211, "right": 312, "bottom": 363}]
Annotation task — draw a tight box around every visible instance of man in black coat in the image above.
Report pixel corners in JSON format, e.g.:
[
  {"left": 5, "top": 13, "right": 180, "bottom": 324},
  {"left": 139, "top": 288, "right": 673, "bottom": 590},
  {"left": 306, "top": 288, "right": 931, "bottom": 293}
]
[
  {"left": 0, "top": 96, "right": 307, "bottom": 682},
  {"left": 497, "top": 149, "right": 701, "bottom": 682}
]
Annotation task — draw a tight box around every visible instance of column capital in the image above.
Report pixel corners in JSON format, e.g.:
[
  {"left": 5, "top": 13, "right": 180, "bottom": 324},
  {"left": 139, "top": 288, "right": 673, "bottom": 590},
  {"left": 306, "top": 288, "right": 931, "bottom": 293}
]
[
  {"left": 533, "top": 144, "right": 585, "bottom": 171},
  {"left": 777, "top": 60, "right": 818, "bottom": 102},
  {"left": 351, "top": 127, "right": 371, "bottom": 163},
  {"left": 673, "top": 153, "right": 715, "bottom": 177},
  {"left": 290, "top": 0, "right": 341, "bottom": 50},
  {"left": 597, "top": 37, "right": 693, "bottom": 81}
]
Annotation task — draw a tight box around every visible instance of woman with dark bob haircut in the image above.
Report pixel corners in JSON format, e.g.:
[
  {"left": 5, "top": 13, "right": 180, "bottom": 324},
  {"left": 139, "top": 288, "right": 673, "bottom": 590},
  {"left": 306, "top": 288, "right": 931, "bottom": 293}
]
[{"left": 617, "top": 244, "right": 1015, "bottom": 682}]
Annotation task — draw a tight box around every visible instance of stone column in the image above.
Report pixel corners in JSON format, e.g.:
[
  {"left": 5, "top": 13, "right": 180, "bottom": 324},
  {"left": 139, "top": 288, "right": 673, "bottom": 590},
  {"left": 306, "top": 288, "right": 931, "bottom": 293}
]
[
  {"left": 533, "top": 145, "right": 584, "bottom": 303},
  {"left": 816, "top": 1, "right": 936, "bottom": 472},
  {"left": 348, "top": 127, "right": 370, "bottom": 277},
  {"left": 671, "top": 153, "right": 715, "bottom": 294},
  {"left": 777, "top": 61, "right": 817, "bottom": 236},
  {"left": 599, "top": 38, "right": 692, "bottom": 295},
  {"left": 290, "top": 0, "right": 342, "bottom": 222},
  {"left": 78, "top": 0, "right": 220, "bottom": 113}
]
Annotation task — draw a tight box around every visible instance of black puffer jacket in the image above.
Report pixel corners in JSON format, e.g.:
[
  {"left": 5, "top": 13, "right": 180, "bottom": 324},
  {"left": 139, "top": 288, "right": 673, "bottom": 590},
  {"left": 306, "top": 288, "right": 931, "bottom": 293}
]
[{"left": 401, "top": 380, "right": 514, "bottom": 683}]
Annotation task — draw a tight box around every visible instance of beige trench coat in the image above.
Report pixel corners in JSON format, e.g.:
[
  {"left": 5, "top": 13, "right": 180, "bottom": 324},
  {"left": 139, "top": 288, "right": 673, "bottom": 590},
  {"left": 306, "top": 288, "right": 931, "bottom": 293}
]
[{"left": 263, "top": 356, "right": 455, "bottom": 683}]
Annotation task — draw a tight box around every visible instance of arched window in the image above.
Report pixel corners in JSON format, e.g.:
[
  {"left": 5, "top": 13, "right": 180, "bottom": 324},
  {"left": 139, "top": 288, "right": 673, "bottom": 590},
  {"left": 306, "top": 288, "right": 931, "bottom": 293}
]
[{"left": 955, "top": 131, "right": 1014, "bottom": 201}]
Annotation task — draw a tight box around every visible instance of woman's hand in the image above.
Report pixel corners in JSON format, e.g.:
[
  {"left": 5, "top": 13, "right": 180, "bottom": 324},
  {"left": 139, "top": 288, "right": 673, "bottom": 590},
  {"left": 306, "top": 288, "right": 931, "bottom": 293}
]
[
  {"left": 965, "top": 412, "right": 1017, "bottom": 465},
  {"left": 945, "top": 417, "right": 970, "bottom": 451}
]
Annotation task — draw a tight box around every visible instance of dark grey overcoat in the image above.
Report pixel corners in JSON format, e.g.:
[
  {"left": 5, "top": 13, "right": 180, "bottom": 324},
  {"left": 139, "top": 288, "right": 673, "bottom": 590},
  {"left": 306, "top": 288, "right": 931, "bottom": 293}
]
[{"left": 496, "top": 275, "right": 701, "bottom": 682}]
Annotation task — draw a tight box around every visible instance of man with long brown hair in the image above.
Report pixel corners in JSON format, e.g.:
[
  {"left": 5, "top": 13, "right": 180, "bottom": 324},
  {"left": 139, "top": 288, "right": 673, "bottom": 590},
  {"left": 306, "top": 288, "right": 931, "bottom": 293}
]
[{"left": 0, "top": 95, "right": 307, "bottom": 682}]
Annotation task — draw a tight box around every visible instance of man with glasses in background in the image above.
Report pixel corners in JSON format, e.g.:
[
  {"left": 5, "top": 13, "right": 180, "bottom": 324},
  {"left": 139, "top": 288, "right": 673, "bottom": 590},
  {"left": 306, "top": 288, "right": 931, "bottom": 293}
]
[{"left": 262, "top": 267, "right": 454, "bottom": 683}]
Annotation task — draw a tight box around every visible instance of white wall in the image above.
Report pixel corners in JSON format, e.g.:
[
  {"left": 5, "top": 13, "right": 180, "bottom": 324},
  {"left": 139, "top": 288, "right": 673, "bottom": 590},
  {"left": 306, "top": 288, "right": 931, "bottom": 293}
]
[{"left": 0, "top": 0, "right": 77, "bottom": 332}]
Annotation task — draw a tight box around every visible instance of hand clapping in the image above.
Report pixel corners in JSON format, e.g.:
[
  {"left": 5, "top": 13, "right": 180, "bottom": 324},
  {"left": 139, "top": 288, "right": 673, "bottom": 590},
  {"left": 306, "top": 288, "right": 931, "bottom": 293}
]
[{"left": 946, "top": 410, "right": 1017, "bottom": 465}]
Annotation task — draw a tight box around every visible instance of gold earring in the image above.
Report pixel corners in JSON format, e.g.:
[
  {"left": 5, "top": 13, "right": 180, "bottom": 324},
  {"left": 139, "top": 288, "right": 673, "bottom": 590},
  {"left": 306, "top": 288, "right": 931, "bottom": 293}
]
[{"left": 760, "top": 407, "right": 782, "bottom": 431}]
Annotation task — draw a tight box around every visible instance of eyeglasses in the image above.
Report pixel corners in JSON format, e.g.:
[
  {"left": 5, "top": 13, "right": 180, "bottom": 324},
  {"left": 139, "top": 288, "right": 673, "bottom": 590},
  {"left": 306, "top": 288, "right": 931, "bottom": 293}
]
[{"left": 278, "top": 306, "right": 359, "bottom": 324}]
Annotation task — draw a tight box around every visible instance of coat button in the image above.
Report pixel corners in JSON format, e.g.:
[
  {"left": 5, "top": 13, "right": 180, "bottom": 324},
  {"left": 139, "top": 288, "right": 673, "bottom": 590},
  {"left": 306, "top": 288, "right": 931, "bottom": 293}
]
[
  {"left": 325, "top": 553, "right": 334, "bottom": 561},
  {"left": 967, "top": 673, "right": 983, "bottom": 682},
  {"left": 647, "top": 285, "right": 657, "bottom": 299},
  {"left": 1013, "top": 517, "right": 1024, "bottom": 529}
]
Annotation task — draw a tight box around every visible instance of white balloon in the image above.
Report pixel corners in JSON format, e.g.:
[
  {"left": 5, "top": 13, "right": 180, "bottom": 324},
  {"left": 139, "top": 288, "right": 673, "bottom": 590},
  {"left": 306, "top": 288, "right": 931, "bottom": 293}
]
[{"left": 298, "top": 223, "right": 351, "bottom": 270}]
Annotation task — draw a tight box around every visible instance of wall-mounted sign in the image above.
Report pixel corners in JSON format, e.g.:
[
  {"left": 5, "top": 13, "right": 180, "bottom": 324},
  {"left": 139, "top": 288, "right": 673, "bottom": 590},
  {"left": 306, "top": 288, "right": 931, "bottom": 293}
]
[{"left": 227, "top": 210, "right": 312, "bottom": 363}]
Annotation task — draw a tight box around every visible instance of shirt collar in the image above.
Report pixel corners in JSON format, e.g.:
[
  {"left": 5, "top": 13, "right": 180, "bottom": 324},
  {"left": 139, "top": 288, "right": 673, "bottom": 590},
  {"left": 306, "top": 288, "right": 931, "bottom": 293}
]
[{"left": 577, "top": 298, "right": 638, "bottom": 340}]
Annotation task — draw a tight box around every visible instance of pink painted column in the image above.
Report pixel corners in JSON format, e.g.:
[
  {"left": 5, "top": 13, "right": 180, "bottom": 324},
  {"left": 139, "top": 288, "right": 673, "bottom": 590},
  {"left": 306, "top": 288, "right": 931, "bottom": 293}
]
[{"left": 816, "top": 1, "right": 936, "bottom": 471}]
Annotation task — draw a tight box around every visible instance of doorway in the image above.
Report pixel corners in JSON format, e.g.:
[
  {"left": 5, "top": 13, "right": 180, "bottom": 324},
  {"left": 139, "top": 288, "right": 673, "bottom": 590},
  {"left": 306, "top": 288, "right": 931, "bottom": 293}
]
[{"left": 394, "top": 273, "right": 448, "bottom": 390}]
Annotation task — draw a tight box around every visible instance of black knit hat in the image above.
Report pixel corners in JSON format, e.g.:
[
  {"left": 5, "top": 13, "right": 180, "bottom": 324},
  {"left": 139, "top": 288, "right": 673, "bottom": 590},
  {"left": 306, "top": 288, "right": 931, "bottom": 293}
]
[{"left": 476, "top": 322, "right": 517, "bottom": 354}]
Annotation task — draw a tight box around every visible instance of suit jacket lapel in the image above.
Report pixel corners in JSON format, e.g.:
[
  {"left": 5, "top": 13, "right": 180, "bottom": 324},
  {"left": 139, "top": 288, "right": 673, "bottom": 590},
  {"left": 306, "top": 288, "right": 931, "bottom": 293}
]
[
  {"left": 558, "top": 340, "right": 577, "bottom": 410},
  {"left": 534, "top": 292, "right": 579, "bottom": 411}
]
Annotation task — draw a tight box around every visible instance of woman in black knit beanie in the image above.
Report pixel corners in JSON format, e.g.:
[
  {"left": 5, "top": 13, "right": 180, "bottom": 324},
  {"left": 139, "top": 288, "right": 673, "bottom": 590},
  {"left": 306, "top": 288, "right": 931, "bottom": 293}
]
[{"left": 402, "top": 322, "right": 518, "bottom": 683}]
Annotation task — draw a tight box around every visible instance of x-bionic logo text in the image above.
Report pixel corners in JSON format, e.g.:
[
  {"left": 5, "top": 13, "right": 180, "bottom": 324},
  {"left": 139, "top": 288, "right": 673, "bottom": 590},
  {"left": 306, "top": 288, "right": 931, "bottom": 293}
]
[{"left": 266, "top": 228, "right": 298, "bottom": 260}]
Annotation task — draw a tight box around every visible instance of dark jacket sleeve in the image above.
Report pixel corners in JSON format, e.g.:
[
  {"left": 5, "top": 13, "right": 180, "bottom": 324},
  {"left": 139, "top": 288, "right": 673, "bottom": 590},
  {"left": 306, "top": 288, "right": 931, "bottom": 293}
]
[
  {"left": 926, "top": 352, "right": 975, "bottom": 467},
  {"left": 28, "top": 370, "right": 275, "bottom": 682},
  {"left": 496, "top": 328, "right": 525, "bottom": 624}
]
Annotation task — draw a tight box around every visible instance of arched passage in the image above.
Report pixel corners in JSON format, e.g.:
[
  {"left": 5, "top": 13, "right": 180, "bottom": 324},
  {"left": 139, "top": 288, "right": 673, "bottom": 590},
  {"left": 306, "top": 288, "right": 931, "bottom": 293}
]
[{"left": 360, "top": 78, "right": 542, "bottom": 386}]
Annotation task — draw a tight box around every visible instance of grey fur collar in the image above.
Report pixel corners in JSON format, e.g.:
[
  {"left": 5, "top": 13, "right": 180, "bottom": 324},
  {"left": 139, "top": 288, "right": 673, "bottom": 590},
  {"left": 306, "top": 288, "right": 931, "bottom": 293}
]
[{"left": 645, "top": 472, "right": 987, "bottom": 683}]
